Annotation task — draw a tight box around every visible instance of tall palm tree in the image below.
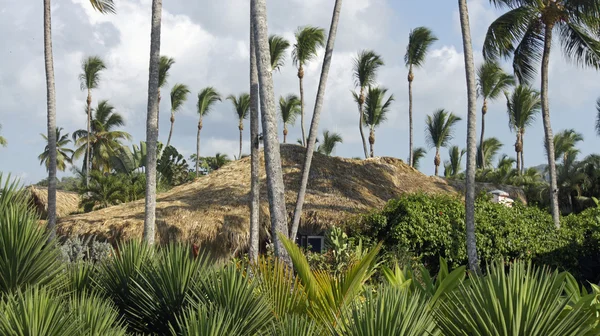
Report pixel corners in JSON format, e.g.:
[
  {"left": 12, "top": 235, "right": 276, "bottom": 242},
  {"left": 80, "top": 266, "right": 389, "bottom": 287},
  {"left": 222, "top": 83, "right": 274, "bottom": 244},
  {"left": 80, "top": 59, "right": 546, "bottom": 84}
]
[
  {"left": 269, "top": 35, "right": 290, "bottom": 72},
  {"left": 483, "top": 0, "right": 600, "bottom": 228},
  {"left": 251, "top": 0, "right": 291, "bottom": 263},
  {"left": 73, "top": 100, "right": 131, "bottom": 173},
  {"left": 552, "top": 129, "right": 584, "bottom": 163},
  {"left": 249, "top": 17, "right": 260, "bottom": 262},
  {"left": 292, "top": 25, "right": 326, "bottom": 146},
  {"left": 39, "top": 127, "right": 74, "bottom": 172},
  {"left": 195, "top": 87, "right": 222, "bottom": 175},
  {"left": 279, "top": 94, "right": 301, "bottom": 143},
  {"left": 412, "top": 147, "right": 427, "bottom": 170},
  {"left": 227, "top": 93, "right": 251, "bottom": 159},
  {"left": 44, "top": 0, "right": 115, "bottom": 238},
  {"left": 405, "top": 27, "right": 437, "bottom": 167},
  {"left": 477, "top": 137, "right": 503, "bottom": 168},
  {"left": 506, "top": 85, "right": 541, "bottom": 173},
  {"left": 363, "top": 87, "right": 394, "bottom": 158},
  {"left": 289, "top": 0, "right": 343, "bottom": 243},
  {"left": 79, "top": 56, "right": 107, "bottom": 185},
  {"left": 458, "top": 0, "right": 480, "bottom": 273},
  {"left": 444, "top": 145, "right": 466, "bottom": 178},
  {"left": 425, "top": 109, "right": 462, "bottom": 176},
  {"left": 596, "top": 98, "right": 600, "bottom": 138},
  {"left": 143, "top": 0, "right": 163, "bottom": 245},
  {"left": 166, "top": 83, "right": 190, "bottom": 148},
  {"left": 0, "top": 124, "right": 6, "bottom": 147},
  {"left": 476, "top": 61, "right": 514, "bottom": 167},
  {"left": 158, "top": 55, "right": 175, "bottom": 135},
  {"left": 352, "top": 50, "right": 384, "bottom": 159},
  {"left": 317, "top": 130, "right": 343, "bottom": 156}
]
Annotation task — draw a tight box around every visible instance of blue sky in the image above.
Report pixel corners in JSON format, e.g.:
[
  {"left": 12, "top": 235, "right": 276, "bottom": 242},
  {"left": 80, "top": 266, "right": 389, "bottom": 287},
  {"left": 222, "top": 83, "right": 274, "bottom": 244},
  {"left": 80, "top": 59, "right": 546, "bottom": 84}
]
[{"left": 1, "top": 0, "right": 599, "bottom": 185}]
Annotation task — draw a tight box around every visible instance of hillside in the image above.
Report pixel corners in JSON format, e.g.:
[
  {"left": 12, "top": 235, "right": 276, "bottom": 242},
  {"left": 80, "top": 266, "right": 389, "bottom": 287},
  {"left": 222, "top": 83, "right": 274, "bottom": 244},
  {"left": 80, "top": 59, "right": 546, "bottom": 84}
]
[{"left": 57, "top": 144, "right": 460, "bottom": 258}]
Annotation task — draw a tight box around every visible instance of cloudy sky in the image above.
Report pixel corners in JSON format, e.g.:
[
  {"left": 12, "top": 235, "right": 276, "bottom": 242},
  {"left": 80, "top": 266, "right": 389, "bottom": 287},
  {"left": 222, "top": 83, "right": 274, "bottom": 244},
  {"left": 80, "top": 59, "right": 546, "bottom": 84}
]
[{"left": 1, "top": 0, "right": 599, "bottom": 184}]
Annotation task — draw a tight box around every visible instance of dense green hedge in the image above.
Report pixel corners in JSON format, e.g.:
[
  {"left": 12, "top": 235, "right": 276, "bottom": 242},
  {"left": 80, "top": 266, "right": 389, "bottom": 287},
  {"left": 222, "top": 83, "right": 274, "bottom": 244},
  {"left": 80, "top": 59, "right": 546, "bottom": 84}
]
[{"left": 347, "top": 193, "right": 600, "bottom": 283}]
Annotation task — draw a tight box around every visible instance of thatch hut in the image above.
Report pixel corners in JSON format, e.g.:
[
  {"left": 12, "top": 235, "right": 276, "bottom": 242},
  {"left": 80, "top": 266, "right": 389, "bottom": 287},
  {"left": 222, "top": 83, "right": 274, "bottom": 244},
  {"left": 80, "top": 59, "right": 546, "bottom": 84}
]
[{"left": 26, "top": 186, "right": 80, "bottom": 219}]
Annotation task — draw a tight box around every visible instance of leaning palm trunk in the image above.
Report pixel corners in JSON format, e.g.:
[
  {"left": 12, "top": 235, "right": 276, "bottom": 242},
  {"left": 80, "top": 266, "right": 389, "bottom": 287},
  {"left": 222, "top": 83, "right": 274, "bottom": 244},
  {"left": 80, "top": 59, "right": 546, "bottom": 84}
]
[
  {"left": 520, "top": 132, "right": 525, "bottom": 175},
  {"left": 541, "top": 25, "right": 560, "bottom": 228},
  {"left": 298, "top": 66, "right": 306, "bottom": 146},
  {"left": 478, "top": 99, "right": 487, "bottom": 168},
  {"left": 249, "top": 17, "right": 260, "bottom": 262},
  {"left": 86, "top": 89, "right": 92, "bottom": 186},
  {"left": 195, "top": 119, "right": 202, "bottom": 176},
  {"left": 238, "top": 122, "right": 243, "bottom": 159},
  {"left": 408, "top": 66, "right": 414, "bottom": 166},
  {"left": 458, "top": 0, "right": 480, "bottom": 273},
  {"left": 251, "top": 0, "right": 290, "bottom": 264},
  {"left": 143, "top": 0, "right": 163, "bottom": 245},
  {"left": 44, "top": 0, "right": 58, "bottom": 239},
  {"left": 358, "top": 88, "right": 369, "bottom": 159},
  {"left": 290, "top": 0, "right": 342, "bottom": 242},
  {"left": 166, "top": 112, "right": 174, "bottom": 148}
]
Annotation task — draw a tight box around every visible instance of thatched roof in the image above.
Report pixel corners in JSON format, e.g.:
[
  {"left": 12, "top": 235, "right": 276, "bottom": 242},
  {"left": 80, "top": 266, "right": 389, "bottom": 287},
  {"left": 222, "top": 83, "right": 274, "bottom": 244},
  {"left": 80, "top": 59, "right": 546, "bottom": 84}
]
[
  {"left": 27, "top": 186, "right": 80, "bottom": 219},
  {"left": 57, "top": 144, "right": 458, "bottom": 259}
]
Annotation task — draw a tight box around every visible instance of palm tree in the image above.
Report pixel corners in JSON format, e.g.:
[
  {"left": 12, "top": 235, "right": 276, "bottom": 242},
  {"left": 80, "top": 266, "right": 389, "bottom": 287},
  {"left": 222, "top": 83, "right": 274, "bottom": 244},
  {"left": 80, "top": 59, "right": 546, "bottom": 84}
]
[
  {"left": 0, "top": 124, "right": 6, "bottom": 147},
  {"left": 405, "top": 27, "right": 437, "bottom": 167},
  {"left": 39, "top": 127, "right": 74, "bottom": 172},
  {"left": 426, "top": 109, "right": 462, "bottom": 176},
  {"left": 506, "top": 85, "right": 541, "bottom": 173},
  {"left": 476, "top": 61, "right": 514, "bottom": 167},
  {"left": 292, "top": 25, "right": 326, "bottom": 146},
  {"left": 316, "top": 130, "right": 342, "bottom": 156},
  {"left": 227, "top": 93, "right": 251, "bottom": 159},
  {"left": 195, "top": 87, "right": 222, "bottom": 175},
  {"left": 158, "top": 55, "right": 175, "bottom": 135},
  {"left": 352, "top": 50, "right": 384, "bottom": 159},
  {"left": 444, "top": 145, "right": 466, "bottom": 178},
  {"left": 458, "top": 0, "right": 480, "bottom": 273},
  {"left": 412, "top": 147, "right": 427, "bottom": 170},
  {"left": 249, "top": 17, "right": 260, "bottom": 262},
  {"left": 477, "top": 137, "right": 503, "bottom": 168},
  {"left": 483, "top": 0, "right": 600, "bottom": 228},
  {"left": 79, "top": 56, "right": 107, "bottom": 185},
  {"left": 596, "top": 98, "right": 600, "bottom": 138},
  {"left": 269, "top": 35, "right": 290, "bottom": 72},
  {"left": 278, "top": 94, "right": 301, "bottom": 143},
  {"left": 73, "top": 100, "right": 132, "bottom": 173},
  {"left": 552, "top": 129, "right": 584, "bottom": 163},
  {"left": 143, "top": 0, "right": 163, "bottom": 245},
  {"left": 251, "top": 0, "right": 291, "bottom": 263},
  {"left": 363, "top": 87, "right": 394, "bottom": 158},
  {"left": 166, "top": 83, "right": 190, "bottom": 148}
]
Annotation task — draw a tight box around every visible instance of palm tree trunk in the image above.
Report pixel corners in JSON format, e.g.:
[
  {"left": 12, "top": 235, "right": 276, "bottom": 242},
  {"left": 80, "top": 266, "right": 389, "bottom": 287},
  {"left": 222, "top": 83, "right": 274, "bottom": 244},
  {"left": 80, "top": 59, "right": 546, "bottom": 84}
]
[
  {"left": 289, "top": 0, "right": 342, "bottom": 242},
  {"left": 283, "top": 125, "right": 287, "bottom": 143},
  {"left": 458, "top": 0, "right": 480, "bottom": 274},
  {"left": 521, "top": 144, "right": 525, "bottom": 175},
  {"left": 251, "top": 0, "right": 290, "bottom": 264},
  {"left": 143, "top": 0, "right": 163, "bottom": 245},
  {"left": 515, "top": 135, "right": 521, "bottom": 173},
  {"left": 298, "top": 65, "right": 306, "bottom": 147},
  {"left": 44, "top": 0, "right": 58, "bottom": 239},
  {"left": 249, "top": 17, "right": 260, "bottom": 262},
  {"left": 358, "top": 87, "right": 369, "bottom": 159},
  {"left": 166, "top": 112, "right": 174, "bottom": 148},
  {"left": 196, "top": 120, "right": 201, "bottom": 176},
  {"left": 434, "top": 148, "right": 440, "bottom": 176},
  {"left": 408, "top": 66, "right": 414, "bottom": 166},
  {"left": 478, "top": 99, "right": 487, "bottom": 168},
  {"left": 239, "top": 124, "right": 243, "bottom": 159},
  {"left": 541, "top": 24, "right": 560, "bottom": 228},
  {"left": 86, "top": 89, "right": 92, "bottom": 187},
  {"left": 369, "top": 127, "right": 375, "bottom": 158}
]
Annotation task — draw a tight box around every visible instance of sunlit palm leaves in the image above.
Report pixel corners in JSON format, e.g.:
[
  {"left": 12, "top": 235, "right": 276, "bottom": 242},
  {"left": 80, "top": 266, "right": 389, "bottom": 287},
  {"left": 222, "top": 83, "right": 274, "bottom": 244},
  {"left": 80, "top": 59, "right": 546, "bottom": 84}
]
[
  {"left": 39, "top": 127, "right": 74, "bottom": 172},
  {"left": 317, "top": 130, "right": 343, "bottom": 156},
  {"left": 269, "top": 35, "right": 291, "bottom": 72},
  {"left": 425, "top": 109, "right": 462, "bottom": 176},
  {"left": 279, "top": 94, "right": 301, "bottom": 143}
]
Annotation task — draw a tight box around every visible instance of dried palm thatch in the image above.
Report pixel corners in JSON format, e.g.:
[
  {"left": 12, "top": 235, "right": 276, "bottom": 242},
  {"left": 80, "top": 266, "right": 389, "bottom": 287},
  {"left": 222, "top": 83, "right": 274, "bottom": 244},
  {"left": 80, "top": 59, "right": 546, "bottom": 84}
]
[
  {"left": 57, "top": 144, "right": 458, "bottom": 259},
  {"left": 26, "top": 186, "right": 80, "bottom": 219}
]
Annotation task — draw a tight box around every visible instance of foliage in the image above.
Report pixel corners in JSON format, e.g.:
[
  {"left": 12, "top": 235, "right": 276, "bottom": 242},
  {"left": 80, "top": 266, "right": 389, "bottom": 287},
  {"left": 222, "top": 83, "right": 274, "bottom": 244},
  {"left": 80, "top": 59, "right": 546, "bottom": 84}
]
[
  {"left": 110, "top": 141, "right": 147, "bottom": 174},
  {"left": 412, "top": 147, "right": 427, "bottom": 170},
  {"left": 189, "top": 153, "right": 231, "bottom": 174},
  {"left": 353, "top": 50, "right": 385, "bottom": 89},
  {"left": 0, "top": 123, "right": 6, "bottom": 147},
  {"left": 39, "top": 127, "right": 74, "bottom": 172},
  {"left": 158, "top": 55, "right": 175, "bottom": 89},
  {"left": 60, "top": 235, "right": 113, "bottom": 264},
  {"left": 269, "top": 35, "right": 291, "bottom": 71},
  {"left": 292, "top": 26, "right": 326, "bottom": 67},
  {"left": 444, "top": 145, "right": 465, "bottom": 178},
  {"left": 170, "top": 83, "right": 191, "bottom": 114},
  {"left": 317, "top": 130, "right": 343, "bottom": 156},
  {"left": 69, "top": 291, "right": 127, "bottom": 336},
  {"left": 36, "top": 176, "right": 81, "bottom": 191},
  {"left": 405, "top": 26, "right": 438, "bottom": 68},
  {"left": 158, "top": 145, "right": 190, "bottom": 186},
  {"left": 363, "top": 87, "right": 394, "bottom": 128},
  {"left": 425, "top": 109, "right": 462, "bottom": 150}
]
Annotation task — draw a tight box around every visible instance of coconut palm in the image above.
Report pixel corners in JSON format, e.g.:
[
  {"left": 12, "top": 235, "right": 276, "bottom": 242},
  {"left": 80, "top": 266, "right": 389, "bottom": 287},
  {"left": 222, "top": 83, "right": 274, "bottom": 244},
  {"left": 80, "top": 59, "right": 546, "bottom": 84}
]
[
  {"left": 477, "top": 137, "right": 503, "bottom": 168},
  {"left": 353, "top": 50, "right": 384, "bottom": 159},
  {"left": 412, "top": 147, "right": 427, "bottom": 170},
  {"left": 363, "top": 87, "right": 394, "bottom": 158},
  {"left": 596, "top": 98, "right": 600, "bottom": 138},
  {"left": 476, "top": 61, "right": 514, "bottom": 167},
  {"left": 73, "top": 100, "right": 132, "bottom": 173},
  {"left": 227, "top": 93, "right": 251, "bottom": 160},
  {"left": 506, "top": 85, "right": 541, "bottom": 173},
  {"left": 316, "top": 130, "right": 343, "bottom": 156},
  {"left": 444, "top": 145, "right": 466, "bottom": 178},
  {"left": 0, "top": 124, "right": 6, "bottom": 147},
  {"left": 195, "top": 87, "right": 222, "bottom": 175},
  {"left": 143, "top": 0, "right": 163, "bottom": 245},
  {"left": 551, "top": 129, "right": 584, "bottom": 163},
  {"left": 79, "top": 56, "right": 107, "bottom": 185},
  {"left": 158, "top": 56, "right": 175, "bottom": 135},
  {"left": 278, "top": 94, "right": 301, "bottom": 143},
  {"left": 249, "top": 18, "right": 260, "bottom": 263},
  {"left": 292, "top": 25, "right": 326, "bottom": 146},
  {"left": 425, "top": 109, "right": 462, "bottom": 176},
  {"left": 39, "top": 127, "right": 74, "bottom": 172},
  {"left": 405, "top": 27, "right": 438, "bottom": 167},
  {"left": 483, "top": 0, "right": 600, "bottom": 228},
  {"left": 165, "top": 83, "right": 190, "bottom": 148},
  {"left": 269, "top": 35, "right": 290, "bottom": 72}
]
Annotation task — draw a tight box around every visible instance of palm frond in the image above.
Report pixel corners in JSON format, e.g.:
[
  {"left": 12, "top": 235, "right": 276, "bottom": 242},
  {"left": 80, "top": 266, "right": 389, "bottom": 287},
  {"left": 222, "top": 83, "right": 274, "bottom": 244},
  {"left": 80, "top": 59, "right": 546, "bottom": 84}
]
[
  {"left": 405, "top": 26, "right": 438, "bottom": 68},
  {"left": 353, "top": 50, "right": 385, "bottom": 88},
  {"left": 558, "top": 21, "right": 600, "bottom": 70},
  {"left": 363, "top": 87, "right": 394, "bottom": 127},
  {"left": 79, "top": 56, "right": 107, "bottom": 91},
  {"left": 412, "top": 147, "right": 427, "bottom": 169},
  {"left": 158, "top": 55, "right": 175, "bottom": 88},
  {"left": 269, "top": 35, "right": 291, "bottom": 71},
  {"left": 596, "top": 97, "right": 600, "bottom": 137},
  {"left": 170, "top": 83, "right": 191, "bottom": 113},
  {"left": 425, "top": 109, "right": 462, "bottom": 149},
  {"left": 279, "top": 94, "right": 302, "bottom": 125},
  {"left": 477, "top": 60, "right": 515, "bottom": 100},
  {"left": 292, "top": 26, "right": 326, "bottom": 66},
  {"left": 227, "top": 93, "right": 251, "bottom": 120},
  {"left": 512, "top": 19, "right": 544, "bottom": 84},
  {"left": 506, "top": 84, "right": 541, "bottom": 133},
  {"left": 89, "top": 0, "right": 116, "bottom": 14},
  {"left": 316, "top": 130, "right": 343, "bottom": 156},
  {"left": 478, "top": 137, "right": 504, "bottom": 168},
  {"left": 197, "top": 87, "right": 222, "bottom": 117}
]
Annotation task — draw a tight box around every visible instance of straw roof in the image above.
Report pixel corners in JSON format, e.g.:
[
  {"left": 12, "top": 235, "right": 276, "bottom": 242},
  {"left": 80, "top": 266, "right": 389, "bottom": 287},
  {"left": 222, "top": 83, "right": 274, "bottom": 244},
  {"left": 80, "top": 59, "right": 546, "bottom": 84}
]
[
  {"left": 57, "top": 144, "right": 459, "bottom": 259},
  {"left": 26, "top": 186, "right": 80, "bottom": 219}
]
